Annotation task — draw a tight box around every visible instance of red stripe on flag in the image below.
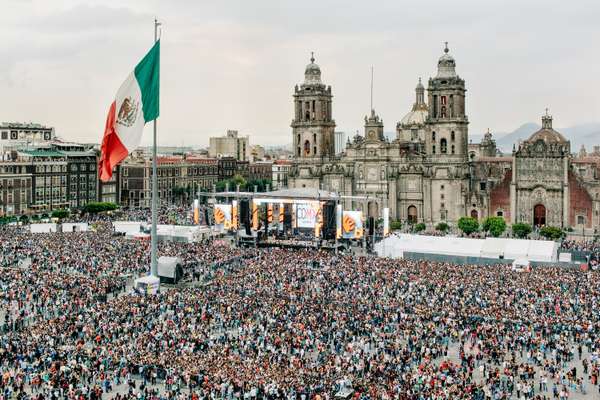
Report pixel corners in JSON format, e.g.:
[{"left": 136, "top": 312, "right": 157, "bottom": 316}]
[{"left": 99, "top": 101, "right": 129, "bottom": 182}]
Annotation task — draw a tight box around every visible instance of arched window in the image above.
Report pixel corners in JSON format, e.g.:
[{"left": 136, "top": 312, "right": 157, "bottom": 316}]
[
  {"left": 432, "top": 145, "right": 436, "bottom": 154},
  {"left": 304, "top": 140, "right": 310, "bottom": 156},
  {"left": 440, "top": 138, "right": 447, "bottom": 154},
  {"left": 451, "top": 131, "right": 455, "bottom": 141},
  {"left": 297, "top": 134, "right": 301, "bottom": 144},
  {"left": 313, "top": 133, "right": 317, "bottom": 142},
  {"left": 451, "top": 145, "right": 455, "bottom": 154},
  {"left": 297, "top": 147, "right": 301, "bottom": 156},
  {"left": 432, "top": 132, "right": 436, "bottom": 141},
  {"left": 441, "top": 106, "right": 447, "bottom": 118}
]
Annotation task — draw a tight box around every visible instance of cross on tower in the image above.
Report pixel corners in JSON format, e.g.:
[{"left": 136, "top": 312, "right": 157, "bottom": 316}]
[
  {"left": 444, "top": 42, "right": 449, "bottom": 53},
  {"left": 310, "top": 52, "right": 315, "bottom": 63}
]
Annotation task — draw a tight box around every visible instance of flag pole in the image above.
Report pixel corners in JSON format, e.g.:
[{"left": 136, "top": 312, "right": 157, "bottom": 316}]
[{"left": 150, "top": 18, "right": 161, "bottom": 278}]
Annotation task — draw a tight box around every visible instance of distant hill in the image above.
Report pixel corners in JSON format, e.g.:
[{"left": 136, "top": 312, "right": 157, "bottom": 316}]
[{"left": 474, "top": 122, "right": 600, "bottom": 153}]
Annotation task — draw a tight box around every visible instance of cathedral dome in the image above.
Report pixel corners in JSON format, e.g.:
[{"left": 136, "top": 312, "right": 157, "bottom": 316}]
[
  {"left": 527, "top": 128, "right": 567, "bottom": 144},
  {"left": 304, "top": 52, "right": 322, "bottom": 84},
  {"left": 399, "top": 78, "right": 428, "bottom": 127},
  {"left": 526, "top": 113, "right": 567, "bottom": 144},
  {"left": 400, "top": 109, "right": 428, "bottom": 126}
]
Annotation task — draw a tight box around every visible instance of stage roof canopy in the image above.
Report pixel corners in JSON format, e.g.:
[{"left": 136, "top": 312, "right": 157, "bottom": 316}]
[{"left": 256, "top": 188, "right": 340, "bottom": 201}]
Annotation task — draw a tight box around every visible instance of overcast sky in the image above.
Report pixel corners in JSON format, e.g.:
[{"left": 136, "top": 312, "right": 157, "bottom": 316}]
[{"left": 1, "top": 0, "right": 598, "bottom": 147}]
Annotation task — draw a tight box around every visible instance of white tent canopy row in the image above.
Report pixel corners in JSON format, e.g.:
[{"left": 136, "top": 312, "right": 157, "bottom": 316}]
[
  {"left": 375, "top": 234, "right": 559, "bottom": 262},
  {"left": 114, "top": 221, "right": 212, "bottom": 243},
  {"left": 29, "top": 223, "right": 88, "bottom": 233}
]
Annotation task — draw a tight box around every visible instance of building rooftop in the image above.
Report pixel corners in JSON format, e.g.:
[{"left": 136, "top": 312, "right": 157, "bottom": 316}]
[
  {"left": 0, "top": 122, "right": 52, "bottom": 129},
  {"left": 19, "top": 149, "right": 64, "bottom": 157}
]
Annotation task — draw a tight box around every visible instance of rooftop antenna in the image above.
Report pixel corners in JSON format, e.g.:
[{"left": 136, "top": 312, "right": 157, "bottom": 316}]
[{"left": 370, "top": 66, "right": 374, "bottom": 112}]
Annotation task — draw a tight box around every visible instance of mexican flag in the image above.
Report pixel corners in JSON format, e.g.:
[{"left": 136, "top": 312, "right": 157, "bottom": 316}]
[{"left": 99, "top": 41, "right": 160, "bottom": 182}]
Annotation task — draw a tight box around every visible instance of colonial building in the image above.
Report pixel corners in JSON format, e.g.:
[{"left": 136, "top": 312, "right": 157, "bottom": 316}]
[
  {"left": 120, "top": 155, "right": 218, "bottom": 207},
  {"left": 272, "top": 159, "right": 292, "bottom": 189},
  {"left": 0, "top": 162, "right": 32, "bottom": 216},
  {"left": 0, "top": 122, "right": 54, "bottom": 154},
  {"left": 52, "top": 142, "right": 98, "bottom": 208},
  {"left": 288, "top": 45, "right": 600, "bottom": 231},
  {"left": 17, "top": 149, "right": 69, "bottom": 212}
]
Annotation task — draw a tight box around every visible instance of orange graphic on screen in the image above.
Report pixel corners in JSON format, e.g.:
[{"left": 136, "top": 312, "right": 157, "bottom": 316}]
[
  {"left": 343, "top": 214, "right": 355, "bottom": 233},
  {"left": 214, "top": 208, "right": 225, "bottom": 224}
]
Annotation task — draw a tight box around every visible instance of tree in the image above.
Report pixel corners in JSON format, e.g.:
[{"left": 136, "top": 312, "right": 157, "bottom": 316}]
[
  {"left": 482, "top": 216, "right": 506, "bottom": 237},
  {"left": 82, "top": 202, "right": 118, "bottom": 214},
  {"left": 457, "top": 216, "right": 479, "bottom": 235},
  {"left": 390, "top": 220, "right": 403, "bottom": 231},
  {"left": 216, "top": 174, "right": 248, "bottom": 192},
  {"left": 231, "top": 174, "right": 247, "bottom": 189},
  {"left": 539, "top": 226, "right": 564, "bottom": 240},
  {"left": 172, "top": 187, "right": 187, "bottom": 204},
  {"left": 51, "top": 209, "right": 70, "bottom": 219},
  {"left": 512, "top": 222, "right": 532, "bottom": 239},
  {"left": 435, "top": 222, "right": 449, "bottom": 233},
  {"left": 414, "top": 222, "right": 426, "bottom": 232}
]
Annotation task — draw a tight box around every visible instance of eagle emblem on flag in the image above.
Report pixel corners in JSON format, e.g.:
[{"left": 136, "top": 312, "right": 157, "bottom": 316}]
[{"left": 116, "top": 97, "right": 140, "bottom": 127}]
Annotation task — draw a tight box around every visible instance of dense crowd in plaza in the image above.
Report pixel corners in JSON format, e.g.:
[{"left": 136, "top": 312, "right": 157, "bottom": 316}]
[{"left": 0, "top": 221, "right": 599, "bottom": 399}]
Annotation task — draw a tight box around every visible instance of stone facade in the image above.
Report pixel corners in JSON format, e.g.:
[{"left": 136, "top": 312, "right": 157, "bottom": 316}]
[{"left": 289, "top": 46, "right": 600, "bottom": 231}]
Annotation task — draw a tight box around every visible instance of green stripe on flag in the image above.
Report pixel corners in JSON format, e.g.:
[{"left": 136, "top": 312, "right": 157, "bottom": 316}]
[{"left": 135, "top": 40, "right": 160, "bottom": 122}]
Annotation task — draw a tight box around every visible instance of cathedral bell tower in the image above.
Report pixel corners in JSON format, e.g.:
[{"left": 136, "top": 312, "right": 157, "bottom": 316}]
[
  {"left": 292, "top": 53, "right": 336, "bottom": 160},
  {"left": 425, "top": 43, "right": 468, "bottom": 160}
]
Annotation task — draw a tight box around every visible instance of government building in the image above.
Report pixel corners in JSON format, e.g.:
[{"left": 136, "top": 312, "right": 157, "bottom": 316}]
[{"left": 288, "top": 45, "right": 600, "bottom": 233}]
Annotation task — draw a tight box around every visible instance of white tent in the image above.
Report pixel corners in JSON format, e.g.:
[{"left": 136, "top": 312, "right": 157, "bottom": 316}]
[
  {"left": 62, "top": 222, "right": 89, "bottom": 232},
  {"left": 375, "top": 233, "right": 559, "bottom": 262},
  {"left": 134, "top": 275, "right": 160, "bottom": 295},
  {"left": 374, "top": 235, "right": 404, "bottom": 258},
  {"left": 156, "top": 225, "right": 208, "bottom": 243},
  {"left": 527, "top": 240, "right": 558, "bottom": 262},
  {"left": 114, "top": 221, "right": 143, "bottom": 234},
  {"left": 375, "top": 234, "right": 483, "bottom": 258},
  {"left": 502, "top": 239, "right": 531, "bottom": 260},
  {"left": 480, "top": 238, "right": 507, "bottom": 259},
  {"left": 30, "top": 223, "right": 57, "bottom": 233}
]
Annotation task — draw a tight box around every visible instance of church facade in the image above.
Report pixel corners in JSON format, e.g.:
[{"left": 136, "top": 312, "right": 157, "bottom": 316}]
[{"left": 288, "top": 46, "right": 600, "bottom": 232}]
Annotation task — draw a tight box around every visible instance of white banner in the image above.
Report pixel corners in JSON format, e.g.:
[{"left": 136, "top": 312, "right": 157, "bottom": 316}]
[
  {"left": 295, "top": 202, "right": 319, "bottom": 228},
  {"left": 383, "top": 207, "right": 390, "bottom": 236}
]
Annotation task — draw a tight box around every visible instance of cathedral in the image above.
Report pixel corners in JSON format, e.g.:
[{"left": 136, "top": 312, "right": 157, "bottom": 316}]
[{"left": 288, "top": 45, "right": 600, "bottom": 232}]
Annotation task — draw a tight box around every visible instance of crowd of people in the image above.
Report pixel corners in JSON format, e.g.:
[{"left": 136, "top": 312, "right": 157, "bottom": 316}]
[{"left": 0, "top": 220, "right": 599, "bottom": 399}]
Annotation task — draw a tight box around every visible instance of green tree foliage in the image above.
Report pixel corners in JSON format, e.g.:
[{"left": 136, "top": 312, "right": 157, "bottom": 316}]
[
  {"left": 414, "top": 222, "right": 426, "bottom": 232},
  {"left": 0, "top": 216, "right": 17, "bottom": 225},
  {"left": 82, "top": 202, "right": 119, "bottom": 214},
  {"left": 457, "top": 216, "right": 479, "bottom": 235},
  {"left": 512, "top": 222, "right": 532, "bottom": 239},
  {"left": 482, "top": 216, "right": 507, "bottom": 237},
  {"left": 51, "top": 209, "right": 70, "bottom": 219},
  {"left": 216, "top": 175, "right": 272, "bottom": 193},
  {"left": 539, "top": 226, "right": 564, "bottom": 240},
  {"left": 390, "top": 220, "right": 403, "bottom": 230},
  {"left": 435, "top": 222, "right": 449, "bottom": 233}
]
